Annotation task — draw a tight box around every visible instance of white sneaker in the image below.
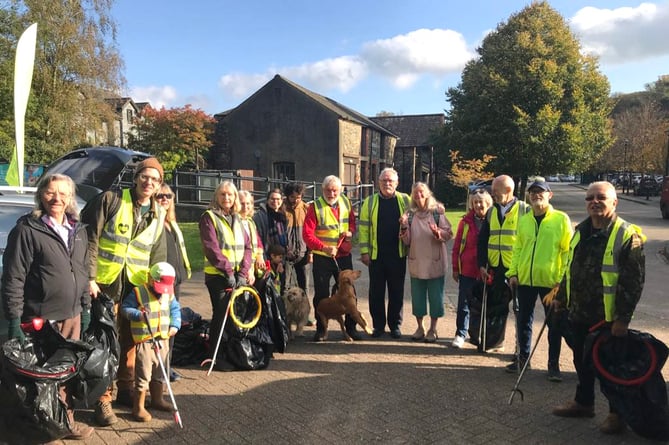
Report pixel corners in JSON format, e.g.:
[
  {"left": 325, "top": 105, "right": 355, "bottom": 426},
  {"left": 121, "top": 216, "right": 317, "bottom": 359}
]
[{"left": 451, "top": 335, "right": 465, "bottom": 348}]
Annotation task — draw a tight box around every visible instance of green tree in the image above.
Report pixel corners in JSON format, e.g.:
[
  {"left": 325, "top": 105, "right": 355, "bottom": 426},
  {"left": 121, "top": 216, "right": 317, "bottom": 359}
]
[
  {"left": 128, "top": 105, "right": 216, "bottom": 172},
  {"left": 439, "top": 1, "right": 612, "bottom": 190},
  {"left": 0, "top": 0, "right": 124, "bottom": 163}
]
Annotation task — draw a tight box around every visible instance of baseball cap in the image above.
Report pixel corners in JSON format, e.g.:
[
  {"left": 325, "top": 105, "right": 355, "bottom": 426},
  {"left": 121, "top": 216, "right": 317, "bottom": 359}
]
[
  {"left": 149, "top": 262, "right": 176, "bottom": 294},
  {"left": 527, "top": 180, "right": 551, "bottom": 192}
]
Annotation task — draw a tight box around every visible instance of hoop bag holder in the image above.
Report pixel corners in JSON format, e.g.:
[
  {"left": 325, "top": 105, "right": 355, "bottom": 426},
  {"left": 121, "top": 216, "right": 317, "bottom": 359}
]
[{"left": 584, "top": 328, "right": 669, "bottom": 441}]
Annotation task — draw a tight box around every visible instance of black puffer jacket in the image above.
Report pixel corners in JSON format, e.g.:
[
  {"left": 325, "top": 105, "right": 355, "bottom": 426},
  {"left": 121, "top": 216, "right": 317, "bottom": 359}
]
[{"left": 1, "top": 214, "right": 90, "bottom": 322}]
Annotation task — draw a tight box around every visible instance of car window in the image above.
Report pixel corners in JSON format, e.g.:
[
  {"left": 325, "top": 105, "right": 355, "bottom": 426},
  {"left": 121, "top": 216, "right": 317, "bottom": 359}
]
[
  {"left": 0, "top": 204, "right": 32, "bottom": 251},
  {"left": 47, "top": 153, "right": 125, "bottom": 191}
]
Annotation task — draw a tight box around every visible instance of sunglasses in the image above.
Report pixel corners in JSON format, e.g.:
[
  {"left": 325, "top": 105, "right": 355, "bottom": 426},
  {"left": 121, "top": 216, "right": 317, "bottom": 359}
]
[
  {"left": 156, "top": 193, "right": 173, "bottom": 200},
  {"left": 585, "top": 194, "right": 609, "bottom": 202}
]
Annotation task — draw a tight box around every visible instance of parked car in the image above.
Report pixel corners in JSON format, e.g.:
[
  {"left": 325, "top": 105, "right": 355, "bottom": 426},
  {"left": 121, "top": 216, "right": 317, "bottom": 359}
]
[
  {"left": 546, "top": 175, "right": 560, "bottom": 182},
  {"left": 661, "top": 176, "right": 669, "bottom": 219},
  {"left": 0, "top": 187, "right": 40, "bottom": 341},
  {"left": 559, "top": 174, "right": 575, "bottom": 182},
  {"left": 634, "top": 177, "right": 661, "bottom": 197},
  {"left": 45, "top": 146, "right": 150, "bottom": 202}
]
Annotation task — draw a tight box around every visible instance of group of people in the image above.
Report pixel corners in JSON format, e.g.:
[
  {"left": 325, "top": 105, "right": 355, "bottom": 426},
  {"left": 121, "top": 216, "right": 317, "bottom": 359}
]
[
  {"left": 1, "top": 158, "right": 190, "bottom": 440},
  {"left": 449, "top": 175, "right": 645, "bottom": 436},
  {"left": 1, "top": 157, "right": 646, "bottom": 439}
]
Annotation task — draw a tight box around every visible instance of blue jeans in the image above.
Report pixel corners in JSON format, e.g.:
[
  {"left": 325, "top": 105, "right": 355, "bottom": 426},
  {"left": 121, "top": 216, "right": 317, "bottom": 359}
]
[
  {"left": 516, "top": 285, "right": 564, "bottom": 364},
  {"left": 410, "top": 276, "right": 445, "bottom": 318},
  {"left": 455, "top": 276, "right": 476, "bottom": 338}
]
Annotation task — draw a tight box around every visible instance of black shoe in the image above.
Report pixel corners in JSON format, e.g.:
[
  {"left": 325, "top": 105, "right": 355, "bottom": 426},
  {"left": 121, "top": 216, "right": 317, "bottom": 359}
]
[
  {"left": 547, "top": 363, "right": 562, "bottom": 382},
  {"left": 312, "top": 332, "right": 325, "bottom": 342},
  {"left": 505, "top": 357, "right": 530, "bottom": 373},
  {"left": 390, "top": 328, "right": 402, "bottom": 339},
  {"left": 170, "top": 369, "right": 182, "bottom": 382},
  {"left": 371, "top": 329, "right": 384, "bottom": 338},
  {"left": 347, "top": 329, "right": 362, "bottom": 341}
]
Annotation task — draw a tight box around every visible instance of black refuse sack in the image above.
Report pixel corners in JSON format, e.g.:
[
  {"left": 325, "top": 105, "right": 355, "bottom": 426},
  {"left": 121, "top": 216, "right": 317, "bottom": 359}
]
[
  {"left": 171, "top": 307, "right": 210, "bottom": 366},
  {"left": 219, "top": 284, "right": 273, "bottom": 371},
  {"left": 585, "top": 328, "right": 669, "bottom": 441},
  {"left": 76, "top": 292, "right": 120, "bottom": 406},
  {"left": 468, "top": 278, "right": 510, "bottom": 351},
  {"left": 257, "top": 274, "right": 289, "bottom": 354},
  {"left": 0, "top": 321, "right": 92, "bottom": 443}
]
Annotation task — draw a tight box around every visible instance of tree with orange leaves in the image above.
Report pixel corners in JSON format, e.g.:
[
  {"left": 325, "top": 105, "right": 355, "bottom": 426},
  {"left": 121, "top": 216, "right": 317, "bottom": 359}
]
[{"left": 128, "top": 105, "right": 215, "bottom": 171}]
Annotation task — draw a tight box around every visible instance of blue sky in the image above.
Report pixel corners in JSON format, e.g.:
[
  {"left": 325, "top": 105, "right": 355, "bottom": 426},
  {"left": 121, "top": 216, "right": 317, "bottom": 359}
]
[{"left": 112, "top": 0, "right": 669, "bottom": 116}]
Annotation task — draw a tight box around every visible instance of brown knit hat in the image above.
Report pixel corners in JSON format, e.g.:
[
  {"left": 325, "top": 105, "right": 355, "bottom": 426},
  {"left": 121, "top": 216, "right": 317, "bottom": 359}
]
[{"left": 134, "top": 157, "right": 164, "bottom": 181}]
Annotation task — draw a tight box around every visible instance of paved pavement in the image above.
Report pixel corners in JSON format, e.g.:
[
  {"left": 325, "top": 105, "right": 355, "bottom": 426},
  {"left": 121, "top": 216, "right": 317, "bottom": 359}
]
[
  {"left": 69, "top": 246, "right": 668, "bottom": 445},
  {"left": 2, "top": 184, "right": 667, "bottom": 445}
]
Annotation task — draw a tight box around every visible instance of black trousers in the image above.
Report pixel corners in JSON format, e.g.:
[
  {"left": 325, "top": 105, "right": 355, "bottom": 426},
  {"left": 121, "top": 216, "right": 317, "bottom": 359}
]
[
  {"left": 312, "top": 254, "right": 355, "bottom": 333},
  {"left": 368, "top": 255, "right": 406, "bottom": 331},
  {"left": 568, "top": 320, "right": 615, "bottom": 412}
]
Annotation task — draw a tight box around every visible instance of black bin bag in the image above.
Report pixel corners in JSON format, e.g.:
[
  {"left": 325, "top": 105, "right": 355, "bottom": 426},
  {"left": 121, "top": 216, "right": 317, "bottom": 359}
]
[
  {"left": 0, "top": 321, "right": 91, "bottom": 443},
  {"left": 585, "top": 328, "right": 669, "bottom": 441}
]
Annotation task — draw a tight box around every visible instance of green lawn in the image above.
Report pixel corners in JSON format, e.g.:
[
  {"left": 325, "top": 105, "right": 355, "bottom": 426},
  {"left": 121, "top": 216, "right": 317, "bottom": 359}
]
[{"left": 180, "top": 208, "right": 466, "bottom": 272}]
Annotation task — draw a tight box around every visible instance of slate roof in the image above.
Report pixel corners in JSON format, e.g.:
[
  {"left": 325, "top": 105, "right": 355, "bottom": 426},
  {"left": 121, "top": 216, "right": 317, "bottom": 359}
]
[
  {"left": 370, "top": 114, "right": 444, "bottom": 147},
  {"left": 215, "top": 75, "right": 399, "bottom": 137}
]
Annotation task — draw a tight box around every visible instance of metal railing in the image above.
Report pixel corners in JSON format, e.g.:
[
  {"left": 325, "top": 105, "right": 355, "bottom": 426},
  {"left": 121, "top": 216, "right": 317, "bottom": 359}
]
[{"left": 167, "top": 169, "right": 375, "bottom": 214}]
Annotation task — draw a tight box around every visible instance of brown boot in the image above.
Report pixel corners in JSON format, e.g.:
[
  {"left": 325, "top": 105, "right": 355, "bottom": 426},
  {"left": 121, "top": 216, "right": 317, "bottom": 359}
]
[
  {"left": 599, "top": 413, "right": 626, "bottom": 434},
  {"left": 94, "top": 400, "right": 118, "bottom": 426},
  {"left": 552, "top": 400, "right": 595, "bottom": 418},
  {"left": 132, "top": 390, "right": 152, "bottom": 422},
  {"left": 149, "top": 381, "right": 173, "bottom": 412}
]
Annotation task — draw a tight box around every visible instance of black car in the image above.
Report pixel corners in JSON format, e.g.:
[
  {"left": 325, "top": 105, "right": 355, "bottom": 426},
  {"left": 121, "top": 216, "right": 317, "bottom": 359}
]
[
  {"left": 45, "top": 146, "right": 150, "bottom": 202},
  {"left": 634, "top": 177, "right": 661, "bottom": 197}
]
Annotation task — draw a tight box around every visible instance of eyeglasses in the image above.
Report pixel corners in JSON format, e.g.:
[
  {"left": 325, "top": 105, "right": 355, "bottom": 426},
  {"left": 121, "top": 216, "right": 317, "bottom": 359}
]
[
  {"left": 44, "top": 191, "right": 70, "bottom": 199},
  {"left": 585, "top": 194, "right": 609, "bottom": 202},
  {"left": 139, "top": 174, "right": 161, "bottom": 183},
  {"left": 156, "top": 193, "right": 173, "bottom": 200}
]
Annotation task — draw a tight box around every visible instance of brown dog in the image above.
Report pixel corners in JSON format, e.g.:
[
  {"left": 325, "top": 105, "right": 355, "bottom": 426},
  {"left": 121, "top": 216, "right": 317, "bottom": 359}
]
[{"left": 316, "top": 269, "right": 373, "bottom": 341}]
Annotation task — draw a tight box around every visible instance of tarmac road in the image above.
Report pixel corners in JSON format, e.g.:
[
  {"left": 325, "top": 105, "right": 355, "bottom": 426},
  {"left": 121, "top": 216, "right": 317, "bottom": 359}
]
[{"left": 1, "top": 182, "right": 667, "bottom": 445}]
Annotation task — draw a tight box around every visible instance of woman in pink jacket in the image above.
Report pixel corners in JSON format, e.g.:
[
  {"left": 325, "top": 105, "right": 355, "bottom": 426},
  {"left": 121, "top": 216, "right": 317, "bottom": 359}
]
[
  {"left": 399, "top": 182, "right": 452, "bottom": 343},
  {"left": 450, "top": 187, "right": 493, "bottom": 348}
]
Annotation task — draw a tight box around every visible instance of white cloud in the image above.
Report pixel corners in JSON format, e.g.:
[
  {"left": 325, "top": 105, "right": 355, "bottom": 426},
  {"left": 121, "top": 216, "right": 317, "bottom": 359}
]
[
  {"left": 129, "top": 85, "right": 178, "bottom": 109},
  {"left": 217, "top": 28, "right": 474, "bottom": 98},
  {"left": 570, "top": 2, "right": 669, "bottom": 64},
  {"left": 361, "top": 28, "right": 474, "bottom": 88}
]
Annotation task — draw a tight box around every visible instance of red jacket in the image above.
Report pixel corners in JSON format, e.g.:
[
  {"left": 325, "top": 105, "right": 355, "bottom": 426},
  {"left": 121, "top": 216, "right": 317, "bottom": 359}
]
[{"left": 451, "top": 210, "right": 483, "bottom": 279}]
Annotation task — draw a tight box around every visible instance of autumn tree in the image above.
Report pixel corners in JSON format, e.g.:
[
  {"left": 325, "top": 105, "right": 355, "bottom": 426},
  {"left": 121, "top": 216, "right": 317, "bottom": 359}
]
[
  {"left": 438, "top": 1, "right": 613, "bottom": 190},
  {"left": 447, "top": 150, "right": 495, "bottom": 187},
  {"left": 128, "top": 105, "right": 216, "bottom": 172},
  {"left": 0, "top": 0, "right": 124, "bottom": 163}
]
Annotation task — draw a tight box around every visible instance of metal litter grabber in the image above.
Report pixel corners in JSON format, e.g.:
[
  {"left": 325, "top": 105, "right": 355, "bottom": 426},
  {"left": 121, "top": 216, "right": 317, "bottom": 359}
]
[
  {"left": 142, "top": 310, "right": 183, "bottom": 428},
  {"left": 478, "top": 276, "right": 488, "bottom": 352},
  {"left": 201, "top": 288, "right": 233, "bottom": 375},
  {"left": 508, "top": 305, "right": 552, "bottom": 405}
]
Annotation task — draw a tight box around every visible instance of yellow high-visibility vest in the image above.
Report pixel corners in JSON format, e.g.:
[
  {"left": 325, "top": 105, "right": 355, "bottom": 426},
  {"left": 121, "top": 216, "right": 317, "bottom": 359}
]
[
  {"left": 129, "top": 284, "right": 172, "bottom": 343},
  {"left": 487, "top": 201, "right": 529, "bottom": 268},
  {"left": 203, "top": 210, "right": 245, "bottom": 276},
  {"left": 313, "top": 196, "right": 351, "bottom": 257},
  {"left": 359, "top": 192, "right": 410, "bottom": 259},
  {"left": 565, "top": 217, "right": 645, "bottom": 322},
  {"left": 97, "top": 189, "right": 165, "bottom": 286}
]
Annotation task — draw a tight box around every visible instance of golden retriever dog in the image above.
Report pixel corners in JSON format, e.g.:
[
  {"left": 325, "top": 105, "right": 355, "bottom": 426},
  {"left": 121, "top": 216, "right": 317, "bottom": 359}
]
[
  {"left": 282, "top": 287, "right": 310, "bottom": 339},
  {"left": 316, "top": 269, "right": 373, "bottom": 341}
]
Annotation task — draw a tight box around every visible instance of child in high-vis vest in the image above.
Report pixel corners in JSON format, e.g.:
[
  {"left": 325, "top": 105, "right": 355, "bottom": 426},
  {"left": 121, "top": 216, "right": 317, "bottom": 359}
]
[{"left": 121, "top": 262, "right": 181, "bottom": 422}]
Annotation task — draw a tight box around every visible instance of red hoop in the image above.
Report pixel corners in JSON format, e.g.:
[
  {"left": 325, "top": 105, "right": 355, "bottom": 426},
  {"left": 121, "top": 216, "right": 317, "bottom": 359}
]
[{"left": 592, "top": 332, "right": 657, "bottom": 386}]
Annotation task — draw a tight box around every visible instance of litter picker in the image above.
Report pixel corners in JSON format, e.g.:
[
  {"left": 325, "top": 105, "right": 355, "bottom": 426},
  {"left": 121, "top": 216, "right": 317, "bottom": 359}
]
[
  {"left": 141, "top": 309, "right": 183, "bottom": 428},
  {"left": 479, "top": 275, "right": 488, "bottom": 352},
  {"left": 201, "top": 289, "right": 233, "bottom": 375},
  {"left": 507, "top": 305, "right": 552, "bottom": 405}
]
